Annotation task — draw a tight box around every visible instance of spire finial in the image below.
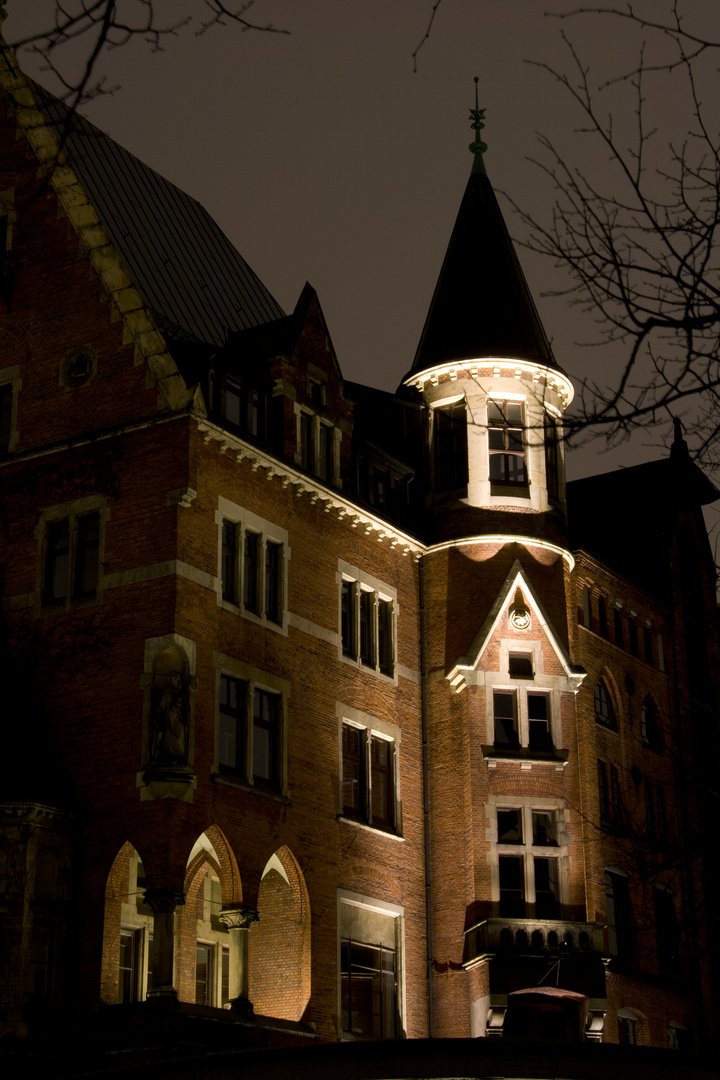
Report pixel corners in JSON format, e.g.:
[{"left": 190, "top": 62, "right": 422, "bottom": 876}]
[{"left": 468, "top": 76, "right": 487, "bottom": 174}]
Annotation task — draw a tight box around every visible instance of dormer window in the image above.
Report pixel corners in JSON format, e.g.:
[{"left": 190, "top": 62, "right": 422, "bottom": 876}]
[
  {"left": 488, "top": 401, "right": 527, "bottom": 488},
  {"left": 509, "top": 653, "right": 533, "bottom": 678},
  {"left": 213, "top": 370, "right": 269, "bottom": 445}
]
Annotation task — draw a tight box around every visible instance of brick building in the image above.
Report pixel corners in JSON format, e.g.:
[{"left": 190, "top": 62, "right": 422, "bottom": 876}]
[{"left": 0, "top": 30, "right": 718, "bottom": 1072}]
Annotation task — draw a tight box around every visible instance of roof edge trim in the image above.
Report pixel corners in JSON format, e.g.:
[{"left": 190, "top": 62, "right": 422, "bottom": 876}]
[{"left": 403, "top": 358, "right": 574, "bottom": 409}]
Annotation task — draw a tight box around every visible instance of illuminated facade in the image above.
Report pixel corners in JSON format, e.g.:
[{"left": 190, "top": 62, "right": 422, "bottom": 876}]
[{"left": 0, "top": 39, "right": 717, "bottom": 1071}]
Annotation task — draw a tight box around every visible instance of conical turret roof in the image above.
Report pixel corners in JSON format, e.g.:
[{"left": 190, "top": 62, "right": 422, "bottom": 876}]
[{"left": 408, "top": 136, "right": 562, "bottom": 380}]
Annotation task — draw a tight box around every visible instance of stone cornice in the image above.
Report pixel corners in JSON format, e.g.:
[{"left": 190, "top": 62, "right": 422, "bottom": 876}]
[{"left": 195, "top": 417, "right": 426, "bottom": 557}]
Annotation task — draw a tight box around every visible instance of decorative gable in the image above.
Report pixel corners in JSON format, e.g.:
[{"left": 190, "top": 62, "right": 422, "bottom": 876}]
[{"left": 446, "top": 560, "right": 585, "bottom": 694}]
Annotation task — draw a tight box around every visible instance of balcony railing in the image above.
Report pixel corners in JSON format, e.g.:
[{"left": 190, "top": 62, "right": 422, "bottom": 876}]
[{"left": 464, "top": 917, "right": 605, "bottom": 966}]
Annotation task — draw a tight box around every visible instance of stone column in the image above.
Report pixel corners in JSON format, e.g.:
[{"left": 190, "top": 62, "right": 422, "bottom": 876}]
[
  {"left": 219, "top": 907, "right": 259, "bottom": 1017},
  {"left": 144, "top": 888, "right": 185, "bottom": 1002}
]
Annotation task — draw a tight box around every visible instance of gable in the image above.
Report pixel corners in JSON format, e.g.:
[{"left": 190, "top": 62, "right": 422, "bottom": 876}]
[{"left": 446, "top": 560, "right": 585, "bottom": 693}]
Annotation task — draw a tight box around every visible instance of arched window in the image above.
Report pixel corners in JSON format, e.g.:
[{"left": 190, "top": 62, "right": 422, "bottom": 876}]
[
  {"left": 594, "top": 679, "right": 616, "bottom": 729},
  {"left": 617, "top": 1007, "right": 639, "bottom": 1045}
]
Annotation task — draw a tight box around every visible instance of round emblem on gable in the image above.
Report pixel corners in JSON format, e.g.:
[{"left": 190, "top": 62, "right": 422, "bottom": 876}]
[
  {"left": 509, "top": 607, "right": 531, "bottom": 631},
  {"left": 61, "top": 345, "right": 97, "bottom": 389}
]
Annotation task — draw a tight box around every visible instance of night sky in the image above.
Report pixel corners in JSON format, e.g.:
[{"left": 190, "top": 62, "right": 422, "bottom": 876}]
[{"left": 6, "top": 1, "right": 720, "bottom": 484}]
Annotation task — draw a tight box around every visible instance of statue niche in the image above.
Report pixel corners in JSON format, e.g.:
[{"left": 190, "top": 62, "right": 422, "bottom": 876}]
[{"left": 144, "top": 644, "right": 193, "bottom": 782}]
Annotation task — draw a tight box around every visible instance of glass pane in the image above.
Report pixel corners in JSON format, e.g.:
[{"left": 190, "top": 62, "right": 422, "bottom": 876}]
[
  {"left": 45, "top": 519, "right": 70, "bottom": 602},
  {"left": 487, "top": 401, "right": 503, "bottom": 424},
  {"left": 497, "top": 808, "right": 522, "bottom": 844},
  {"left": 488, "top": 428, "right": 505, "bottom": 450},
  {"left": 342, "top": 725, "right": 365, "bottom": 816},
  {"left": 243, "top": 532, "right": 258, "bottom": 612},
  {"left": 532, "top": 811, "right": 557, "bottom": 846},
  {"left": 74, "top": 512, "right": 100, "bottom": 598},
  {"left": 507, "top": 403, "right": 523, "bottom": 425},
  {"left": 506, "top": 455, "right": 527, "bottom": 484},
  {"left": 224, "top": 379, "right": 242, "bottom": 428}
]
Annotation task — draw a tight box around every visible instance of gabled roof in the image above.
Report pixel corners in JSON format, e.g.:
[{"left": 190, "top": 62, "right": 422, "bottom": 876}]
[
  {"left": 29, "top": 81, "right": 285, "bottom": 347},
  {"left": 407, "top": 164, "right": 561, "bottom": 381},
  {"left": 446, "top": 561, "right": 585, "bottom": 693}
]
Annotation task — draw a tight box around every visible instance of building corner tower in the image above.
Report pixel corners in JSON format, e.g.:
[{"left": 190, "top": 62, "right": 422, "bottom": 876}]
[{"left": 408, "top": 90, "right": 604, "bottom": 1040}]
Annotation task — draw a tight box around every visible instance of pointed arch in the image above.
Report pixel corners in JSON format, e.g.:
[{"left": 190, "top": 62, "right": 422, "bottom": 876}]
[
  {"left": 249, "top": 845, "right": 311, "bottom": 1021},
  {"left": 100, "top": 841, "right": 154, "bottom": 1005},
  {"left": 175, "top": 826, "right": 244, "bottom": 1005}
]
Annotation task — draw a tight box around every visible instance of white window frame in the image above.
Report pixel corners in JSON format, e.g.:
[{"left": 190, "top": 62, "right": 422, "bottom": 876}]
[
  {"left": 216, "top": 497, "right": 289, "bottom": 636},
  {"left": 337, "top": 889, "right": 405, "bottom": 1041},
  {"left": 213, "top": 652, "right": 290, "bottom": 797},
  {"left": 337, "top": 559, "right": 397, "bottom": 681},
  {"left": 337, "top": 704, "right": 403, "bottom": 837},
  {"left": 489, "top": 797, "right": 569, "bottom": 914}
]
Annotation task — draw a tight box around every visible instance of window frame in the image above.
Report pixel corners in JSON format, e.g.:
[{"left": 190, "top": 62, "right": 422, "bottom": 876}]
[
  {"left": 338, "top": 561, "right": 397, "bottom": 681},
  {"left": 339, "top": 706, "right": 402, "bottom": 836},
  {"left": 433, "top": 398, "right": 469, "bottom": 492},
  {"left": 493, "top": 801, "right": 567, "bottom": 919},
  {"left": 487, "top": 398, "right": 528, "bottom": 490},
  {"left": 295, "top": 403, "right": 339, "bottom": 487},
  {"left": 490, "top": 681, "right": 558, "bottom": 752},
  {"left": 217, "top": 499, "right": 289, "bottom": 635},
  {"left": 36, "top": 497, "right": 106, "bottom": 614},
  {"left": 337, "top": 889, "right": 405, "bottom": 1041},
  {"left": 214, "top": 656, "right": 290, "bottom": 797}
]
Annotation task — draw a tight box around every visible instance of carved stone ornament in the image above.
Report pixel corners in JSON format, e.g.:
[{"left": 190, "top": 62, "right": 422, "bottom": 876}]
[{"left": 508, "top": 589, "right": 531, "bottom": 631}]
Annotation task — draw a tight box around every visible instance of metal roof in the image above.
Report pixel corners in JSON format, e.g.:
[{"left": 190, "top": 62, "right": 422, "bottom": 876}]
[
  {"left": 31, "top": 82, "right": 285, "bottom": 347},
  {"left": 408, "top": 166, "right": 561, "bottom": 379}
]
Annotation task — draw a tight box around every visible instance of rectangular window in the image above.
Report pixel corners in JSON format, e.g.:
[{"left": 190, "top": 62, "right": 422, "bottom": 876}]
[
  {"left": 534, "top": 857, "right": 560, "bottom": 918},
  {"left": 509, "top": 652, "right": 533, "bottom": 678},
  {"left": 606, "top": 870, "right": 633, "bottom": 958},
  {"left": 493, "top": 691, "right": 518, "bottom": 747},
  {"left": 300, "top": 411, "right": 314, "bottom": 473},
  {"left": 598, "top": 759, "right": 609, "bottom": 822},
  {"left": 656, "top": 785, "right": 668, "bottom": 845},
  {"left": 488, "top": 400, "right": 527, "bottom": 487},
  {"left": 527, "top": 693, "right": 551, "bottom": 748},
  {"left": 341, "top": 723, "right": 397, "bottom": 833},
  {"left": 544, "top": 413, "right": 559, "bottom": 500},
  {"left": 219, "top": 506, "right": 287, "bottom": 630},
  {"left": 341, "top": 939, "right": 397, "bottom": 1039},
  {"left": 628, "top": 619, "right": 639, "bottom": 657},
  {"left": 218, "top": 374, "right": 269, "bottom": 445},
  {"left": 614, "top": 607, "right": 624, "bottom": 649},
  {"left": 645, "top": 779, "right": 656, "bottom": 841},
  {"left": 610, "top": 764, "right": 621, "bottom": 823},
  {"left": 217, "top": 673, "right": 283, "bottom": 793},
  {"left": 44, "top": 519, "right": 70, "bottom": 604},
  {"left": 342, "top": 724, "right": 366, "bottom": 819},
  {"left": 341, "top": 581, "right": 355, "bottom": 657},
  {"left": 118, "top": 929, "right": 139, "bottom": 1004},
  {"left": 377, "top": 600, "right": 393, "bottom": 676},
  {"left": 264, "top": 541, "right": 282, "bottom": 625},
  {"left": 73, "top": 512, "right": 100, "bottom": 599},
  {"left": 340, "top": 571, "right": 395, "bottom": 678},
  {"left": 581, "top": 586, "right": 592, "bottom": 629},
  {"left": 221, "top": 521, "right": 237, "bottom": 603},
  {"left": 497, "top": 808, "right": 522, "bottom": 844},
  {"left": 654, "top": 888, "right": 681, "bottom": 975},
  {"left": 359, "top": 589, "right": 374, "bottom": 666},
  {"left": 644, "top": 626, "right": 653, "bottom": 665},
  {"left": 598, "top": 597, "right": 608, "bottom": 638},
  {"left": 496, "top": 806, "right": 562, "bottom": 919},
  {"left": 318, "top": 423, "right": 334, "bottom": 483},
  {"left": 243, "top": 531, "right": 259, "bottom": 612},
  {"left": 434, "top": 401, "right": 468, "bottom": 492},
  {"left": 42, "top": 509, "right": 101, "bottom": 608},
  {"left": 499, "top": 855, "right": 524, "bottom": 916},
  {"left": 28, "top": 923, "right": 53, "bottom": 1004},
  {"left": 218, "top": 674, "right": 245, "bottom": 773},
  {"left": 253, "top": 688, "right": 280, "bottom": 788},
  {"left": 0, "top": 382, "right": 11, "bottom": 453},
  {"left": 195, "top": 943, "right": 212, "bottom": 1005},
  {"left": 657, "top": 632, "right": 665, "bottom": 672}
]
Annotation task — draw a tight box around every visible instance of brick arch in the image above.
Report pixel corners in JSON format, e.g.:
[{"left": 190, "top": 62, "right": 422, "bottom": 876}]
[
  {"left": 248, "top": 845, "right": 311, "bottom": 1021},
  {"left": 341, "top": 862, "right": 403, "bottom": 905},
  {"left": 100, "top": 840, "right": 145, "bottom": 1005}
]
